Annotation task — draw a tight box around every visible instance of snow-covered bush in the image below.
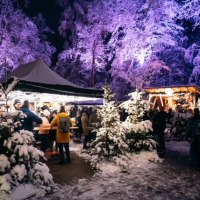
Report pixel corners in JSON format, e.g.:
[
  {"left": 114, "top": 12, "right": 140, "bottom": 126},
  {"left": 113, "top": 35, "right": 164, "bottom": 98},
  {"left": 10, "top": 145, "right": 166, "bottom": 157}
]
[
  {"left": 0, "top": 111, "right": 57, "bottom": 199},
  {"left": 121, "top": 121, "right": 155, "bottom": 153},
  {"left": 88, "top": 87, "right": 157, "bottom": 171},
  {"left": 121, "top": 91, "right": 156, "bottom": 153},
  {"left": 170, "top": 111, "right": 192, "bottom": 140}
]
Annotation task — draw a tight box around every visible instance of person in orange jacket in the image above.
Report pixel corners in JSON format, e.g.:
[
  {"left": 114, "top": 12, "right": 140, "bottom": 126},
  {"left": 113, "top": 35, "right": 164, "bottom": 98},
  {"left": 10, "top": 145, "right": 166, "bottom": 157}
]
[{"left": 51, "top": 106, "right": 72, "bottom": 165}]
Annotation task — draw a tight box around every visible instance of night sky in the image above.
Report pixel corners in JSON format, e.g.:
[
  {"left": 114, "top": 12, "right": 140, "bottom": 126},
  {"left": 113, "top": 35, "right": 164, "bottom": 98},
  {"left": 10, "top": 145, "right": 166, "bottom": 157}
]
[{"left": 19, "top": 0, "right": 64, "bottom": 65}]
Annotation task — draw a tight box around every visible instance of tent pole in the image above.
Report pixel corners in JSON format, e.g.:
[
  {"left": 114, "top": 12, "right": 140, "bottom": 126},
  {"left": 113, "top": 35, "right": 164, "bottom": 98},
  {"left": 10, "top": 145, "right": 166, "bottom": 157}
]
[
  {"left": 160, "top": 95, "right": 164, "bottom": 107},
  {"left": 153, "top": 96, "right": 157, "bottom": 109}
]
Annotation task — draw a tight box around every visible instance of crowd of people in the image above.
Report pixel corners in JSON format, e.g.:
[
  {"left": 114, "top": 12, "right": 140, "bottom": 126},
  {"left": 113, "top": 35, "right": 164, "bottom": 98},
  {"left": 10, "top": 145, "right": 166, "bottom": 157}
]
[
  {"left": 12, "top": 99, "right": 200, "bottom": 168},
  {"left": 145, "top": 106, "right": 200, "bottom": 168},
  {"left": 13, "top": 99, "right": 100, "bottom": 165}
]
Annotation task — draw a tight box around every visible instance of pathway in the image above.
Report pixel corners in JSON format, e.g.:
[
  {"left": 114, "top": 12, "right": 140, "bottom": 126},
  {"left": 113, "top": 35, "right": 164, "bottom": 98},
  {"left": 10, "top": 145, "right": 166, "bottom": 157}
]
[{"left": 46, "top": 151, "right": 94, "bottom": 185}]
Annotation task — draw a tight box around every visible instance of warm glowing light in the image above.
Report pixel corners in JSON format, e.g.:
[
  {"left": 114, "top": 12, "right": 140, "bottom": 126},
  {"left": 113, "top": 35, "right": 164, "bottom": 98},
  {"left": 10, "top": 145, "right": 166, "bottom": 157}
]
[{"left": 165, "top": 88, "right": 173, "bottom": 96}]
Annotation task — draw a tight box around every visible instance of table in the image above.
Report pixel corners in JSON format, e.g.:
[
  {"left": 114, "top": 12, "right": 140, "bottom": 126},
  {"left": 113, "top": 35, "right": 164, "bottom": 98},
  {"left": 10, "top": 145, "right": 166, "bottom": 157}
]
[{"left": 33, "top": 126, "right": 79, "bottom": 131}]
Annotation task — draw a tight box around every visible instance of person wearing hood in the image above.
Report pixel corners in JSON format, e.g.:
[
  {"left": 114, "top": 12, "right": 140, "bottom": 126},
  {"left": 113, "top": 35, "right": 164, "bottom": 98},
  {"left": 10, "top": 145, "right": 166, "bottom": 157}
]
[{"left": 20, "top": 100, "right": 42, "bottom": 132}]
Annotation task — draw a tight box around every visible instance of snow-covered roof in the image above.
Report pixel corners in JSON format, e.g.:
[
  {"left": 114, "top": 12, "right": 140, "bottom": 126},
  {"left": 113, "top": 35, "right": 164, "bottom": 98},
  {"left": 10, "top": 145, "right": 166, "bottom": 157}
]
[{"left": 144, "top": 85, "right": 200, "bottom": 94}]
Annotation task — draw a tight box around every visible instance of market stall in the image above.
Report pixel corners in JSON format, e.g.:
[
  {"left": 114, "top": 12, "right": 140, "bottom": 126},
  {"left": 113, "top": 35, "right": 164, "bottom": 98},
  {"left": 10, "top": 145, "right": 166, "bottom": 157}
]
[
  {"left": 144, "top": 85, "right": 200, "bottom": 110},
  {"left": 3, "top": 90, "right": 102, "bottom": 113}
]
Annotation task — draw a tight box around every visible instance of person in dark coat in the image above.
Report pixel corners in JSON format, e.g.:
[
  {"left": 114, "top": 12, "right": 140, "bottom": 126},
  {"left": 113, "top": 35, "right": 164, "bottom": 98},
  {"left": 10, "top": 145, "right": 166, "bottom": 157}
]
[
  {"left": 166, "top": 108, "right": 174, "bottom": 125},
  {"left": 151, "top": 108, "right": 159, "bottom": 135},
  {"left": 187, "top": 108, "right": 200, "bottom": 168},
  {"left": 81, "top": 111, "right": 89, "bottom": 149},
  {"left": 70, "top": 105, "right": 78, "bottom": 118},
  {"left": 75, "top": 110, "right": 83, "bottom": 141},
  {"left": 148, "top": 108, "right": 154, "bottom": 121},
  {"left": 20, "top": 100, "right": 42, "bottom": 132},
  {"left": 119, "top": 108, "right": 128, "bottom": 122},
  {"left": 89, "top": 108, "right": 100, "bottom": 141},
  {"left": 153, "top": 107, "right": 167, "bottom": 158},
  {"left": 49, "top": 110, "right": 58, "bottom": 151}
]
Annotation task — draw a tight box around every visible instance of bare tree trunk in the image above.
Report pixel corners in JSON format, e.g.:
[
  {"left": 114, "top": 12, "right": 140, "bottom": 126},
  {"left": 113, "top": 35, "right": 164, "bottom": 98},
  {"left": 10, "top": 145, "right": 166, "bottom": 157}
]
[{"left": 89, "top": 39, "right": 97, "bottom": 87}]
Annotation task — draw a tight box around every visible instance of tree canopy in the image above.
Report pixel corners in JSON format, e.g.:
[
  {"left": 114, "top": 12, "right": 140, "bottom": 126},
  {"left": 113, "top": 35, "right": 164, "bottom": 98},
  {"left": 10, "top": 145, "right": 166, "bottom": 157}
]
[{"left": 0, "top": 0, "right": 55, "bottom": 77}]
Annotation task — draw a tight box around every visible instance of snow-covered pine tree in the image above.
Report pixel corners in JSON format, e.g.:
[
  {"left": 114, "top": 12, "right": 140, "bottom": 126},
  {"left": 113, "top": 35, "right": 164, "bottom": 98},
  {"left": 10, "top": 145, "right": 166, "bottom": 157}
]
[
  {"left": 89, "top": 85, "right": 128, "bottom": 163},
  {"left": 121, "top": 90, "right": 155, "bottom": 153},
  {"left": 170, "top": 108, "right": 192, "bottom": 141},
  {"left": 122, "top": 90, "right": 146, "bottom": 125},
  {"left": 0, "top": 111, "right": 56, "bottom": 199}
]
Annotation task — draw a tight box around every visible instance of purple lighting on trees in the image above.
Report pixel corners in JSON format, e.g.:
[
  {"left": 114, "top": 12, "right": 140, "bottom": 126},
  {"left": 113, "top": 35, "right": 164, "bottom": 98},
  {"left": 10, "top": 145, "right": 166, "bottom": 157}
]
[{"left": 0, "top": 0, "right": 200, "bottom": 100}]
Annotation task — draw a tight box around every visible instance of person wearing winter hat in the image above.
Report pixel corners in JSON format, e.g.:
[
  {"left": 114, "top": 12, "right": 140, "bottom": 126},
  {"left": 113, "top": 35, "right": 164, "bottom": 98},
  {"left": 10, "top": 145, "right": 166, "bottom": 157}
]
[
  {"left": 20, "top": 100, "right": 42, "bottom": 131},
  {"left": 13, "top": 99, "right": 22, "bottom": 111},
  {"left": 11, "top": 99, "right": 23, "bottom": 131}
]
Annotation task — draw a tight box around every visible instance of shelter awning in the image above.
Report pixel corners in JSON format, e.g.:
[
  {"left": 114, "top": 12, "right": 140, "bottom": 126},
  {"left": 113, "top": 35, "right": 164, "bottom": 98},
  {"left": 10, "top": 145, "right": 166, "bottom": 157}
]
[
  {"left": 0, "top": 59, "right": 103, "bottom": 98},
  {"left": 67, "top": 99, "right": 103, "bottom": 105}
]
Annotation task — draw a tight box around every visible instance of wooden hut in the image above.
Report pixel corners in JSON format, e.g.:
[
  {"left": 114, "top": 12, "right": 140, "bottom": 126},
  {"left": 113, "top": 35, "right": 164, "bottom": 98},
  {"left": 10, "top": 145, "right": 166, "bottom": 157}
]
[{"left": 144, "top": 85, "right": 200, "bottom": 110}]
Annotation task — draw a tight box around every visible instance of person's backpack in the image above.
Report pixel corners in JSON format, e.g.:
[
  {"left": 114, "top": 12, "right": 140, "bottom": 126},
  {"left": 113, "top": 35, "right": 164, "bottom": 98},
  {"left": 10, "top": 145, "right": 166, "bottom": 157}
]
[{"left": 58, "top": 116, "right": 70, "bottom": 133}]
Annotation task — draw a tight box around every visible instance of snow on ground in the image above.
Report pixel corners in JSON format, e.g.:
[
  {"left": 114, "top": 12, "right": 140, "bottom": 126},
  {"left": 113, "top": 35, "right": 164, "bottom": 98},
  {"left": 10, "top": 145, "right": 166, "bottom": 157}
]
[
  {"left": 39, "top": 141, "right": 200, "bottom": 200},
  {"left": 166, "top": 141, "right": 190, "bottom": 155},
  {"left": 10, "top": 184, "right": 39, "bottom": 200}
]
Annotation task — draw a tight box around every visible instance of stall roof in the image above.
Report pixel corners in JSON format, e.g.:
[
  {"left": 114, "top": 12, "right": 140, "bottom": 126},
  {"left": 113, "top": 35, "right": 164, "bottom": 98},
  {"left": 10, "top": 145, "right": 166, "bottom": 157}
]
[
  {"left": 0, "top": 59, "right": 103, "bottom": 98},
  {"left": 67, "top": 99, "right": 103, "bottom": 105},
  {"left": 144, "top": 85, "right": 200, "bottom": 94}
]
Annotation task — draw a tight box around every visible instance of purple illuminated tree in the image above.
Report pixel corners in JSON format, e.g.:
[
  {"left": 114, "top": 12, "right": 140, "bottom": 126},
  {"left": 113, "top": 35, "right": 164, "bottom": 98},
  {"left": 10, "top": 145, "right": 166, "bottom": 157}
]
[
  {"left": 0, "top": 0, "right": 55, "bottom": 77},
  {"left": 55, "top": 0, "right": 200, "bottom": 99}
]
